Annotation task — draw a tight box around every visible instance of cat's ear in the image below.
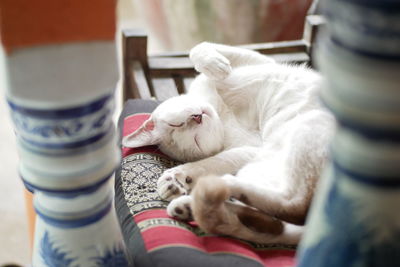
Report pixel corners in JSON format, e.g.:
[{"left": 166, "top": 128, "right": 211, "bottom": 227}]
[{"left": 122, "top": 118, "right": 161, "bottom": 148}]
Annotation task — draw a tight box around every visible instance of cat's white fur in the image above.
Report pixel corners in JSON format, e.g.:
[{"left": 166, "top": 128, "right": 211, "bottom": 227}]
[{"left": 123, "top": 42, "right": 335, "bottom": 244}]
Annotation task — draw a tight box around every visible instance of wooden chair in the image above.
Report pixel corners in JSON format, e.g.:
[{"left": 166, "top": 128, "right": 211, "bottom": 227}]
[{"left": 121, "top": 0, "right": 324, "bottom": 103}]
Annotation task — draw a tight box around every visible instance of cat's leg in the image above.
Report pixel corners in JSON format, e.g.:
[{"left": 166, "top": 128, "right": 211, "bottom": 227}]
[
  {"left": 191, "top": 175, "right": 304, "bottom": 244},
  {"left": 157, "top": 146, "right": 260, "bottom": 201},
  {"left": 190, "top": 42, "right": 274, "bottom": 80},
  {"left": 222, "top": 171, "right": 315, "bottom": 226}
]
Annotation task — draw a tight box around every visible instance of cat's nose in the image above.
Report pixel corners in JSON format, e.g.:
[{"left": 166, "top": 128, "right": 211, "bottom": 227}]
[{"left": 191, "top": 114, "right": 202, "bottom": 124}]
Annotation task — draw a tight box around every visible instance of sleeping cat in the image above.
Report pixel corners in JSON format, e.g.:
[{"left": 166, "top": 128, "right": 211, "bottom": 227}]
[{"left": 122, "top": 42, "right": 335, "bottom": 244}]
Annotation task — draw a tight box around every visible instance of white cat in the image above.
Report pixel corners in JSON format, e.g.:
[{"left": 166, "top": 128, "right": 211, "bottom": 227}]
[{"left": 122, "top": 42, "right": 335, "bottom": 245}]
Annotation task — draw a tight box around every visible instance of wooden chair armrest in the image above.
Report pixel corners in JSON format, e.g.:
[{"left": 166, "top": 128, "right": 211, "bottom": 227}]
[{"left": 125, "top": 61, "right": 153, "bottom": 100}]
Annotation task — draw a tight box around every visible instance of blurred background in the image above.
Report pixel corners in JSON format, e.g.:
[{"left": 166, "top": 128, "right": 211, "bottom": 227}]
[
  {"left": 127, "top": 0, "right": 312, "bottom": 53},
  {"left": 0, "top": 0, "right": 312, "bottom": 265}
]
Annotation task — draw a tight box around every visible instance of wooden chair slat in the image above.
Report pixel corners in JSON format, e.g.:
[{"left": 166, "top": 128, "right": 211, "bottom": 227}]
[
  {"left": 152, "top": 51, "right": 190, "bottom": 58},
  {"left": 131, "top": 61, "right": 152, "bottom": 100},
  {"left": 148, "top": 56, "right": 193, "bottom": 70},
  {"left": 149, "top": 69, "right": 197, "bottom": 78},
  {"left": 269, "top": 52, "right": 310, "bottom": 65},
  {"left": 147, "top": 57, "right": 198, "bottom": 78},
  {"left": 151, "top": 40, "right": 308, "bottom": 58},
  {"left": 152, "top": 77, "right": 180, "bottom": 101},
  {"left": 240, "top": 40, "right": 308, "bottom": 55},
  {"left": 172, "top": 75, "right": 186, "bottom": 95},
  {"left": 183, "top": 78, "right": 195, "bottom": 93}
]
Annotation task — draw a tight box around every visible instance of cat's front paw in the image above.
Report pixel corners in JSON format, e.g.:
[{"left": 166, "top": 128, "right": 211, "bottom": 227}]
[
  {"left": 157, "top": 166, "right": 195, "bottom": 201},
  {"left": 167, "top": 195, "right": 193, "bottom": 221},
  {"left": 190, "top": 43, "right": 232, "bottom": 81}
]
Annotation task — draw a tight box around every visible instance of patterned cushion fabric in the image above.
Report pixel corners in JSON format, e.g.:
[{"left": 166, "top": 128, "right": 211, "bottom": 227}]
[{"left": 115, "top": 99, "right": 297, "bottom": 267}]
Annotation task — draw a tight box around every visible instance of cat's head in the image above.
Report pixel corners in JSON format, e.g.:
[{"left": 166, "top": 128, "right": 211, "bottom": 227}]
[{"left": 122, "top": 95, "right": 225, "bottom": 162}]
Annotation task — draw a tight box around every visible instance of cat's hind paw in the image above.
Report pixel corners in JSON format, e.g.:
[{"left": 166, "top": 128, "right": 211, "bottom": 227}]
[{"left": 167, "top": 195, "right": 193, "bottom": 221}]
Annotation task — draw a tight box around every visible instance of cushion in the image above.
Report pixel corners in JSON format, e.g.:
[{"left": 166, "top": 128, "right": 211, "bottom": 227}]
[{"left": 115, "top": 99, "right": 297, "bottom": 267}]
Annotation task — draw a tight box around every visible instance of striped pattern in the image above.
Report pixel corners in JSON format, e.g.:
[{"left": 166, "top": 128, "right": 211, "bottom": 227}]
[
  {"left": 135, "top": 210, "right": 296, "bottom": 266},
  {"left": 297, "top": 0, "right": 400, "bottom": 266},
  {"left": 8, "top": 94, "right": 114, "bottom": 150}
]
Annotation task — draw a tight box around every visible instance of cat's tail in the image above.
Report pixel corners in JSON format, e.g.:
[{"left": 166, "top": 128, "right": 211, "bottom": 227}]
[{"left": 192, "top": 175, "right": 303, "bottom": 244}]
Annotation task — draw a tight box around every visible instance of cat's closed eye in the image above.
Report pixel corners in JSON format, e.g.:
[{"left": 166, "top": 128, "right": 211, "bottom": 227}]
[
  {"left": 168, "top": 122, "right": 184, "bottom": 128},
  {"left": 166, "top": 113, "right": 203, "bottom": 128}
]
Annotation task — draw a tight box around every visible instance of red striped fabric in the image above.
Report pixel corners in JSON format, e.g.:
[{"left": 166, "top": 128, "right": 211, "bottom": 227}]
[{"left": 134, "top": 209, "right": 296, "bottom": 266}]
